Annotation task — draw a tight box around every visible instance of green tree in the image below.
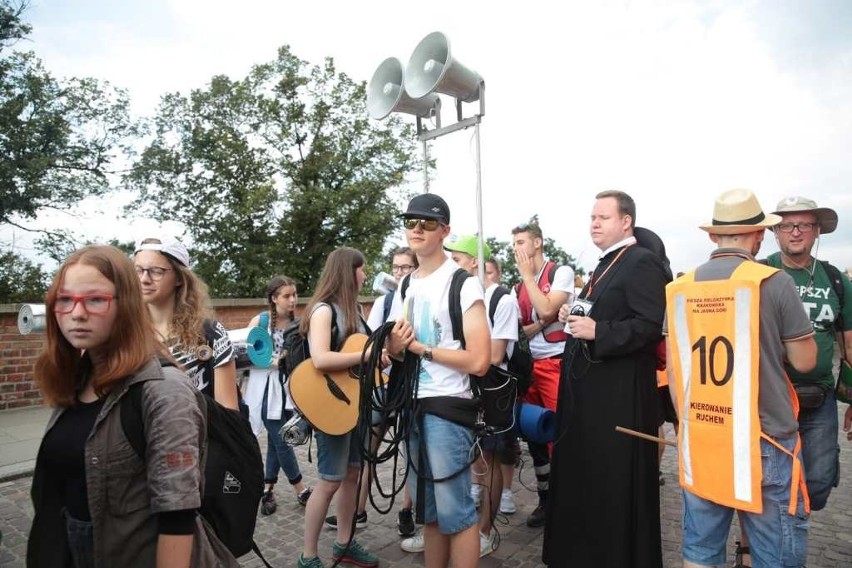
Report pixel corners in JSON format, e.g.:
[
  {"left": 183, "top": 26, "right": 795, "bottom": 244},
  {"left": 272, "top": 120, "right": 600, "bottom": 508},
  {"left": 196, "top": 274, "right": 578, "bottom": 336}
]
[
  {"left": 0, "top": 249, "right": 48, "bottom": 303},
  {"left": 0, "top": 1, "right": 142, "bottom": 249},
  {"left": 126, "top": 46, "right": 418, "bottom": 297},
  {"left": 486, "top": 216, "right": 583, "bottom": 287}
]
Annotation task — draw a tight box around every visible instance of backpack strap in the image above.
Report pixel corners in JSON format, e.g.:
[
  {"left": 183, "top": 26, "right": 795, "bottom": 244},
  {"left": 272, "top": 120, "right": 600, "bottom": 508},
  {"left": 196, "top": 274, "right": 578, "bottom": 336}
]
[
  {"left": 381, "top": 290, "right": 394, "bottom": 324},
  {"left": 400, "top": 274, "right": 411, "bottom": 300},
  {"left": 820, "top": 260, "right": 846, "bottom": 331},
  {"left": 449, "top": 268, "right": 472, "bottom": 348},
  {"left": 120, "top": 358, "right": 176, "bottom": 459},
  {"left": 488, "top": 286, "right": 510, "bottom": 327}
]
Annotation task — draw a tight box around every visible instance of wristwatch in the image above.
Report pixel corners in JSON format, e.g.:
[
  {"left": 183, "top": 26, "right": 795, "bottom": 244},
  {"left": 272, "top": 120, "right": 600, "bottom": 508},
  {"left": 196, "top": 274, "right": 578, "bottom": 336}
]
[{"left": 422, "top": 346, "right": 433, "bottom": 361}]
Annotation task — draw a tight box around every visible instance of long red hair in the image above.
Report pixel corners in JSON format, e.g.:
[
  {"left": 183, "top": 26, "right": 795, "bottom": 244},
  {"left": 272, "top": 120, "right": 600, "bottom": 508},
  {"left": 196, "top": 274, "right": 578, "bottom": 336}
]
[{"left": 34, "top": 245, "right": 165, "bottom": 407}]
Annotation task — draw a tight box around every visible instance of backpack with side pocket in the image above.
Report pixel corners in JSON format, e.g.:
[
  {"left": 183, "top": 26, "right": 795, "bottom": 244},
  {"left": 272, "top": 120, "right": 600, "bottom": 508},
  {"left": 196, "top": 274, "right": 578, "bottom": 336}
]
[
  {"left": 121, "top": 361, "right": 271, "bottom": 566},
  {"left": 489, "top": 285, "right": 533, "bottom": 395}
]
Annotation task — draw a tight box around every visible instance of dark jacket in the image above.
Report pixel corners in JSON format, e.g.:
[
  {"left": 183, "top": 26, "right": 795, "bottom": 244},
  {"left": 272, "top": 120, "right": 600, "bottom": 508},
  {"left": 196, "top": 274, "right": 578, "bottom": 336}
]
[{"left": 27, "top": 358, "right": 237, "bottom": 567}]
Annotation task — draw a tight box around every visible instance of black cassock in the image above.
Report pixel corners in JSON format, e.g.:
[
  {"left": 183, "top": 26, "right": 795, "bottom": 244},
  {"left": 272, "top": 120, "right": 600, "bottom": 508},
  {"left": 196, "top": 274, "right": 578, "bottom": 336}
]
[{"left": 543, "top": 244, "right": 666, "bottom": 568}]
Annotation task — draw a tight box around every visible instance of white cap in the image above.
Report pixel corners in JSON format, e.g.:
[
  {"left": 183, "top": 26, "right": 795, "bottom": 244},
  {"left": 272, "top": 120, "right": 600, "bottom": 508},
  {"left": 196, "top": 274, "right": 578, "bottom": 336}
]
[{"left": 134, "top": 235, "right": 190, "bottom": 267}]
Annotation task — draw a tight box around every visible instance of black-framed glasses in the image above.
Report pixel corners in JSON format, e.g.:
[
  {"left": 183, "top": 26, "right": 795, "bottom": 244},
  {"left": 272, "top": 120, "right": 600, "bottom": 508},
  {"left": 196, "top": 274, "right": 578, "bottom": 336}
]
[
  {"left": 54, "top": 294, "right": 117, "bottom": 315},
  {"left": 776, "top": 222, "right": 816, "bottom": 234},
  {"left": 392, "top": 264, "right": 414, "bottom": 273},
  {"left": 135, "top": 265, "right": 173, "bottom": 281},
  {"left": 403, "top": 218, "right": 442, "bottom": 231}
]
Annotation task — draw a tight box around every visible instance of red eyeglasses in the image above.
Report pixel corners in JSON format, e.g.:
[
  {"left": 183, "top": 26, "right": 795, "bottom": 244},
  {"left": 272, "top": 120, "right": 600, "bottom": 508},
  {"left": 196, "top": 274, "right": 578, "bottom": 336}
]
[{"left": 54, "top": 294, "right": 117, "bottom": 315}]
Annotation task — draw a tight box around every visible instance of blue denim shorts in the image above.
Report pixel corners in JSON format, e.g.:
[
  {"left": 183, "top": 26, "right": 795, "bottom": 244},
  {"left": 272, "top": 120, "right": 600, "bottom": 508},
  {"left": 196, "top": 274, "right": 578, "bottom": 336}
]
[
  {"left": 406, "top": 413, "right": 478, "bottom": 534},
  {"left": 682, "top": 436, "right": 809, "bottom": 568},
  {"left": 315, "top": 429, "right": 361, "bottom": 481}
]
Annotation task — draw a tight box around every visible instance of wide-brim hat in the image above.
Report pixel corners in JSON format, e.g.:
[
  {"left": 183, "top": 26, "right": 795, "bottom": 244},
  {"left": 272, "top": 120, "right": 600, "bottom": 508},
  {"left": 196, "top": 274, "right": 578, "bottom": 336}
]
[
  {"left": 700, "top": 189, "right": 781, "bottom": 235},
  {"left": 772, "top": 196, "right": 838, "bottom": 234}
]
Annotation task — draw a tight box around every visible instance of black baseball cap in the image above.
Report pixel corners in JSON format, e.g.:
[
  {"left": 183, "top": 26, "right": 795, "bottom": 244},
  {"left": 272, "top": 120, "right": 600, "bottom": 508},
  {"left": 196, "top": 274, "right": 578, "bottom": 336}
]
[{"left": 399, "top": 193, "right": 450, "bottom": 225}]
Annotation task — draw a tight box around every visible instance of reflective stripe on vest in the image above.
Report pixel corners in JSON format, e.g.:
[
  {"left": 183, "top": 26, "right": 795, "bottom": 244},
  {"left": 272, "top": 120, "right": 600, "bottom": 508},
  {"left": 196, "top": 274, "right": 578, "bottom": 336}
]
[{"left": 667, "top": 261, "right": 802, "bottom": 514}]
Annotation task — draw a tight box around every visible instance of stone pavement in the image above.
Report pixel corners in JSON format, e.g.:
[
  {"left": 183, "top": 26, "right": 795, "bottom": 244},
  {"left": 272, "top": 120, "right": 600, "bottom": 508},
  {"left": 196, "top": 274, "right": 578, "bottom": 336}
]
[{"left": 2, "top": 409, "right": 852, "bottom": 567}]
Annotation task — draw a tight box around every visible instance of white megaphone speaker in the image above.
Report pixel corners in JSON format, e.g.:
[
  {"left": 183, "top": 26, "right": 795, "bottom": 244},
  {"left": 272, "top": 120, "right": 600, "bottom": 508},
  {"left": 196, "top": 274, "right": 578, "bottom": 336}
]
[
  {"left": 405, "top": 31, "right": 483, "bottom": 103},
  {"left": 367, "top": 57, "right": 441, "bottom": 120}
]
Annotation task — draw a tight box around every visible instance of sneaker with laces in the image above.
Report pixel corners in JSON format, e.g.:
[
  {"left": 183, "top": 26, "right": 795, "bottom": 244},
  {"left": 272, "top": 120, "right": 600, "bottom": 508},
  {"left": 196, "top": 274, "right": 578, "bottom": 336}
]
[
  {"left": 397, "top": 508, "right": 415, "bottom": 536},
  {"left": 325, "top": 511, "right": 367, "bottom": 529},
  {"left": 499, "top": 488, "right": 516, "bottom": 514},
  {"left": 332, "top": 539, "right": 378, "bottom": 567},
  {"left": 297, "top": 487, "right": 313, "bottom": 506},
  {"left": 260, "top": 490, "right": 277, "bottom": 516},
  {"left": 526, "top": 502, "right": 547, "bottom": 528},
  {"left": 479, "top": 531, "right": 497, "bottom": 557},
  {"left": 471, "top": 483, "right": 482, "bottom": 508},
  {"left": 297, "top": 553, "right": 325, "bottom": 568},
  {"left": 400, "top": 532, "right": 425, "bottom": 553}
]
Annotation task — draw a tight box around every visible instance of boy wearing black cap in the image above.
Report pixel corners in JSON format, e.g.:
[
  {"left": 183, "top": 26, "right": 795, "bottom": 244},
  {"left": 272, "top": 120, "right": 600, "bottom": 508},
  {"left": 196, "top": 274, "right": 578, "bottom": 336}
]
[{"left": 388, "top": 194, "right": 492, "bottom": 567}]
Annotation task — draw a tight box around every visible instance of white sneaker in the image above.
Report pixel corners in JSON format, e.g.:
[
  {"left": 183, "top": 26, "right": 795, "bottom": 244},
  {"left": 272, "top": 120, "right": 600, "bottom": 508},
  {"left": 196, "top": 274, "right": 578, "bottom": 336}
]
[
  {"left": 400, "top": 532, "right": 425, "bottom": 553},
  {"left": 471, "top": 484, "right": 482, "bottom": 508},
  {"left": 499, "top": 488, "right": 516, "bottom": 514},
  {"left": 479, "top": 531, "right": 496, "bottom": 557}
]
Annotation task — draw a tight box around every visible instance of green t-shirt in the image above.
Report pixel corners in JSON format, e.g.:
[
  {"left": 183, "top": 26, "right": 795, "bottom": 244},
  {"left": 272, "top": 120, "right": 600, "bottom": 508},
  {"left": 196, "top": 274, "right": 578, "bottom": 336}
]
[{"left": 765, "top": 253, "right": 852, "bottom": 388}]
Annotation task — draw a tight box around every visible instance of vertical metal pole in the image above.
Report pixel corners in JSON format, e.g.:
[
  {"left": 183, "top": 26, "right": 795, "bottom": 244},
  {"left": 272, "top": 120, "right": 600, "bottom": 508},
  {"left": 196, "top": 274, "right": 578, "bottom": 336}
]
[
  {"left": 422, "top": 139, "right": 430, "bottom": 193},
  {"left": 475, "top": 121, "right": 485, "bottom": 283}
]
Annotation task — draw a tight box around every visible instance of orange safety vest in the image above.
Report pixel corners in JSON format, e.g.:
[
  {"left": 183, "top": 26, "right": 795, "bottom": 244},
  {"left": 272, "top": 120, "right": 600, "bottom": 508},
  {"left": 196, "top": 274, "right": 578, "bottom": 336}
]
[{"left": 666, "top": 261, "right": 809, "bottom": 515}]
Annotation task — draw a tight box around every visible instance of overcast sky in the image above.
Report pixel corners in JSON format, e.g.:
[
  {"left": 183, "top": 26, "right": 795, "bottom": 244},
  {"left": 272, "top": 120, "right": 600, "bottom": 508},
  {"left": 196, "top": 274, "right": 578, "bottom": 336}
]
[{"left": 13, "top": 0, "right": 852, "bottom": 276}]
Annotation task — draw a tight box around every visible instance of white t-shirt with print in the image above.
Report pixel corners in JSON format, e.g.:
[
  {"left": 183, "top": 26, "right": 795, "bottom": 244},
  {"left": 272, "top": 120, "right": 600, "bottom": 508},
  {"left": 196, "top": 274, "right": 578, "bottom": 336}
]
[
  {"left": 388, "top": 258, "right": 485, "bottom": 399},
  {"left": 512, "top": 263, "right": 575, "bottom": 359},
  {"left": 485, "top": 283, "right": 519, "bottom": 368}
]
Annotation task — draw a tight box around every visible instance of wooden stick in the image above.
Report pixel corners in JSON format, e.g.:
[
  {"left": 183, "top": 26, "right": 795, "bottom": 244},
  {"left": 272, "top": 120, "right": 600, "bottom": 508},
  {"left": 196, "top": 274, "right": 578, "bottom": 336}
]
[{"left": 615, "top": 426, "right": 676, "bottom": 447}]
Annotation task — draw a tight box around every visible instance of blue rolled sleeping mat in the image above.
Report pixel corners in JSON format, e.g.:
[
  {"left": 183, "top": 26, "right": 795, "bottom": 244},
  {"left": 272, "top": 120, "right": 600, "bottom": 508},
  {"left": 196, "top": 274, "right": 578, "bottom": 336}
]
[
  {"left": 228, "top": 326, "right": 274, "bottom": 369},
  {"left": 513, "top": 402, "right": 557, "bottom": 444}
]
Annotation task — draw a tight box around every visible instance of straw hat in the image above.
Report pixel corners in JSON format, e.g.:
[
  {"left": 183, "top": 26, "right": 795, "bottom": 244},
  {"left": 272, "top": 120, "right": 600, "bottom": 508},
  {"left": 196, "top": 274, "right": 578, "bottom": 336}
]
[{"left": 700, "top": 189, "right": 781, "bottom": 235}]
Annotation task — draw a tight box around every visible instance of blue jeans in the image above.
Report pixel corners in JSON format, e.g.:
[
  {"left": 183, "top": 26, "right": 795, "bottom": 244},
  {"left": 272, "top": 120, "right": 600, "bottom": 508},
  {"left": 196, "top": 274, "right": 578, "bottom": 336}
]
[
  {"left": 261, "top": 385, "right": 303, "bottom": 486},
  {"left": 682, "top": 436, "right": 809, "bottom": 568},
  {"left": 406, "top": 413, "right": 478, "bottom": 535},
  {"left": 64, "top": 510, "right": 95, "bottom": 568},
  {"left": 315, "top": 429, "right": 361, "bottom": 481},
  {"left": 798, "top": 388, "right": 840, "bottom": 510}
]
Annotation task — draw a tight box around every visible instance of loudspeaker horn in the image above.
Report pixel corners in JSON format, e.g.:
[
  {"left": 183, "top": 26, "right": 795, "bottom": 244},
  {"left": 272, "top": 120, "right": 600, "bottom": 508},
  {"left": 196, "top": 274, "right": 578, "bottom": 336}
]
[
  {"left": 367, "top": 57, "right": 440, "bottom": 120},
  {"left": 405, "top": 31, "right": 482, "bottom": 102}
]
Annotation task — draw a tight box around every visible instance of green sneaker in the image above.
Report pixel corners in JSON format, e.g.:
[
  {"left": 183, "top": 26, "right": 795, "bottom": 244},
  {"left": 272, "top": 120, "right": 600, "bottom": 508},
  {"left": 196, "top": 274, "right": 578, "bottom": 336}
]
[
  {"left": 332, "top": 539, "right": 378, "bottom": 567},
  {"left": 297, "top": 553, "right": 325, "bottom": 568}
]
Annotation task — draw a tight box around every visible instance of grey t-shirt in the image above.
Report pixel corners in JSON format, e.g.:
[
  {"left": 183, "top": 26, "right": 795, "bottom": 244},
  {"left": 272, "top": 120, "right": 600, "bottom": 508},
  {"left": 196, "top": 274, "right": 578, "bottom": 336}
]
[{"left": 668, "top": 249, "right": 814, "bottom": 437}]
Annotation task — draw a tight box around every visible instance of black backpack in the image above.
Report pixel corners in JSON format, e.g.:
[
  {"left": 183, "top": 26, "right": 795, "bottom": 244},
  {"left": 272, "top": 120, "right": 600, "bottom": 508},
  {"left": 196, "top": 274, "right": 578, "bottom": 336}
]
[
  {"left": 489, "top": 286, "right": 533, "bottom": 394},
  {"left": 400, "top": 269, "right": 517, "bottom": 430},
  {"left": 280, "top": 309, "right": 340, "bottom": 377},
  {"left": 121, "top": 362, "right": 270, "bottom": 565}
]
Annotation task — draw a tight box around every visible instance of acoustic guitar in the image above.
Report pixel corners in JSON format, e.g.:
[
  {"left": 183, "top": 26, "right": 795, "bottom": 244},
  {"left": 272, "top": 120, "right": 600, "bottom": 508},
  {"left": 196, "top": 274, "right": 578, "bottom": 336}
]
[{"left": 288, "top": 333, "right": 387, "bottom": 435}]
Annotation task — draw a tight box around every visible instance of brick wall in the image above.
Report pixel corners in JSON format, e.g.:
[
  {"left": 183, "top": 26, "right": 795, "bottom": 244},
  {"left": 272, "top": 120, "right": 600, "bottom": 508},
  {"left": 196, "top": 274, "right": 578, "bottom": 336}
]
[{"left": 0, "top": 297, "right": 377, "bottom": 412}]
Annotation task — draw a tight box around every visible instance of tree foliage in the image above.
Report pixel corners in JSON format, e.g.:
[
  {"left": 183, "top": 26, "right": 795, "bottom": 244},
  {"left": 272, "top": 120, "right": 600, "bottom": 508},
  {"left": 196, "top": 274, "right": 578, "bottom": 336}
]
[
  {"left": 0, "top": 249, "right": 48, "bottom": 303},
  {"left": 486, "top": 215, "right": 584, "bottom": 287},
  {"left": 0, "top": 1, "right": 142, "bottom": 242},
  {"left": 126, "top": 46, "right": 418, "bottom": 297}
]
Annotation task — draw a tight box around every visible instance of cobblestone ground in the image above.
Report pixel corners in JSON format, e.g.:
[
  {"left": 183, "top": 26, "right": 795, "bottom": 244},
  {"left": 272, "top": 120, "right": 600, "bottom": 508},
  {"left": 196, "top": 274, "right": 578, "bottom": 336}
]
[{"left": 3, "top": 417, "right": 852, "bottom": 567}]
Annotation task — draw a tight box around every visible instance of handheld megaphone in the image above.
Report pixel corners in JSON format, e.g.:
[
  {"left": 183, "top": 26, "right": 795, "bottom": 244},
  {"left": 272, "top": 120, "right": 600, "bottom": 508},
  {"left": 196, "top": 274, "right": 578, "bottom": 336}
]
[
  {"left": 372, "top": 272, "right": 398, "bottom": 295},
  {"left": 18, "top": 304, "right": 46, "bottom": 335},
  {"left": 227, "top": 326, "right": 274, "bottom": 369}
]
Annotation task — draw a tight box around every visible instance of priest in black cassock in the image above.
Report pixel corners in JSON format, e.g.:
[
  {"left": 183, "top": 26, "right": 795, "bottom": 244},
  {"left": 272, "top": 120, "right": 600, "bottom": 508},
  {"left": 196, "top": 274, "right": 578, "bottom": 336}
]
[{"left": 543, "top": 190, "right": 667, "bottom": 567}]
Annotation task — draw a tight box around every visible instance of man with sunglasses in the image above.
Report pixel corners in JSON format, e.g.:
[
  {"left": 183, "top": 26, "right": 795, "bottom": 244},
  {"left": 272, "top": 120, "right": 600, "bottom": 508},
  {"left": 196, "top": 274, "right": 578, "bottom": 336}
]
[
  {"left": 388, "top": 193, "right": 492, "bottom": 568},
  {"left": 764, "top": 197, "right": 852, "bottom": 512},
  {"left": 510, "top": 221, "right": 575, "bottom": 528}
]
